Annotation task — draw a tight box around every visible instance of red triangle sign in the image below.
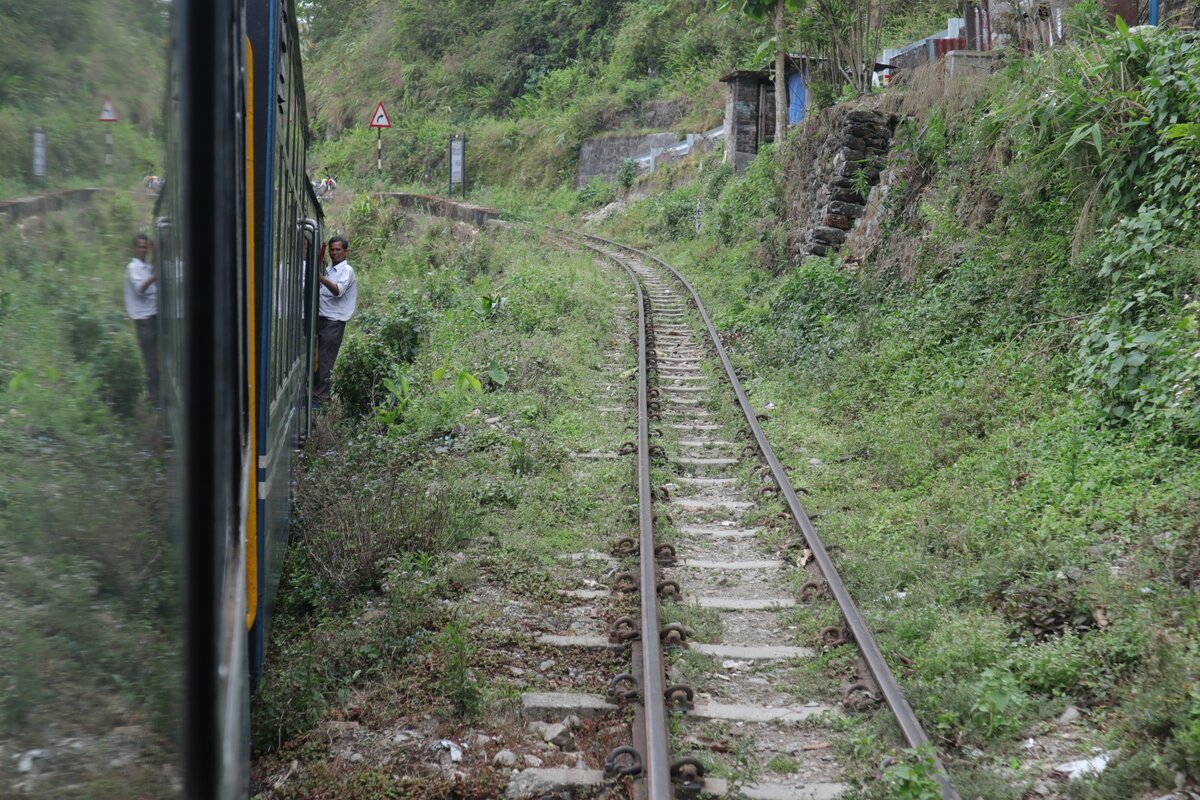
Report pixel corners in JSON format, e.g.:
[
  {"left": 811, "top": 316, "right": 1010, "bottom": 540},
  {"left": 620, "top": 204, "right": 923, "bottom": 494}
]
[
  {"left": 98, "top": 96, "right": 118, "bottom": 123},
  {"left": 368, "top": 101, "right": 392, "bottom": 129}
]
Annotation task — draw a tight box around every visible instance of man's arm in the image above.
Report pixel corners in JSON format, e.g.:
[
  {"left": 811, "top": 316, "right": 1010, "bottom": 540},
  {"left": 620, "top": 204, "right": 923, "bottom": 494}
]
[
  {"left": 317, "top": 273, "right": 340, "bottom": 296},
  {"left": 130, "top": 262, "right": 156, "bottom": 294}
]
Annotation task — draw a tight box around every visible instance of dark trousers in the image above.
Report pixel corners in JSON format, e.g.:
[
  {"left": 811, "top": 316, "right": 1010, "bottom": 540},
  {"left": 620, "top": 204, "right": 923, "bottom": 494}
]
[
  {"left": 314, "top": 316, "right": 346, "bottom": 404},
  {"left": 135, "top": 316, "right": 159, "bottom": 404}
]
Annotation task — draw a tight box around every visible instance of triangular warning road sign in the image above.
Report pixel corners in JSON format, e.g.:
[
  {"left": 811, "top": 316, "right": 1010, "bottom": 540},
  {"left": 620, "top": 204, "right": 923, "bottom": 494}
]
[
  {"left": 98, "top": 96, "right": 118, "bottom": 123},
  {"left": 368, "top": 101, "right": 392, "bottom": 129}
]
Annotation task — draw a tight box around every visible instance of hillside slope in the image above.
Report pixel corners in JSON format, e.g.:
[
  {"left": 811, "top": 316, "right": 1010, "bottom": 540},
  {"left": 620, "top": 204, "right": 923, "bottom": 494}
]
[
  {"left": 0, "top": 0, "right": 164, "bottom": 196},
  {"left": 599, "top": 16, "right": 1200, "bottom": 796},
  {"left": 302, "top": 0, "right": 957, "bottom": 192}
]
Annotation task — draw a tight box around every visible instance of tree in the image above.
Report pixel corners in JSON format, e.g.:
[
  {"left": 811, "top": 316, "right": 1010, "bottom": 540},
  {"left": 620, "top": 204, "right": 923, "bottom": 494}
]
[
  {"left": 810, "top": 0, "right": 889, "bottom": 96},
  {"left": 720, "top": 0, "right": 803, "bottom": 144}
]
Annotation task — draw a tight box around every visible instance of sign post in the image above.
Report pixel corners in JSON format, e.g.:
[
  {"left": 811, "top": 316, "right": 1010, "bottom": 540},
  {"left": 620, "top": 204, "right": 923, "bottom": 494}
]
[
  {"left": 449, "top": 134, "right": 466, "bottom": 199},
  {"left": 32, "top": 127, "right": 46, "bottom": 181},
  {"left": 97, "top": 96, "right": 118, "bottom": 168},
  {"left": 368, "top": 101, "right": 392, "bottom": 173}
]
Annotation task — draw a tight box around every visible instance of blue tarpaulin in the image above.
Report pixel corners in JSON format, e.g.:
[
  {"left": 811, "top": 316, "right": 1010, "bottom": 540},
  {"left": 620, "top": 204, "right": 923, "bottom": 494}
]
[{"left": 788, "top": 70, "right": 807, "bottom": 125}]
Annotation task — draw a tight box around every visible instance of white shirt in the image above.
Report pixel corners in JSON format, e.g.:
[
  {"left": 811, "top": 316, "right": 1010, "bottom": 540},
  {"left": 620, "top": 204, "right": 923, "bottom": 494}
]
[
  {"left": 125, "top": 258, "right": 157, "bottom": 319},
  {"left": 318, "top": 260, "right": 357, "bottom": 321}
]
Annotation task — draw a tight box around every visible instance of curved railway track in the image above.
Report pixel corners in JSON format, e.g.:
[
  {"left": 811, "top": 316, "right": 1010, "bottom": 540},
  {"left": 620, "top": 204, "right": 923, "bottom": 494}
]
[{"left": 548, "top": 229, "right": 960, "bottom": 800}]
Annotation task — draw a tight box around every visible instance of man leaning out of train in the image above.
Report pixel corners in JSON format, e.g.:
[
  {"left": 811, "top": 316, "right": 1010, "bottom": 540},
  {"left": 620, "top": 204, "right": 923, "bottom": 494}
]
[
  {"left": 125, "top": 233, "right": 158, "bottom": 406},
  {"left": 313, "top": 236, "right": 357, "bottom": 409}
]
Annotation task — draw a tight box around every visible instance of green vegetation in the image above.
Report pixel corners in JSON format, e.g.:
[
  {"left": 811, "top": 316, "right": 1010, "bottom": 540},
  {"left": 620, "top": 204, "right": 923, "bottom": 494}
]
[
  {"left": 0, "top": 195, "right": 179, "bottom": 795},
  {"left": 0, "top": 0, "right": 165, "bottom": 197},
  {"left": 305, "top": 0, "right": 963, "bottom": 197},
  {"left": 306, "top": 0, "right": 762, "bottom": 190},
  {"left": 595, "top": 17, "right": 1199, "bottom": 797}
]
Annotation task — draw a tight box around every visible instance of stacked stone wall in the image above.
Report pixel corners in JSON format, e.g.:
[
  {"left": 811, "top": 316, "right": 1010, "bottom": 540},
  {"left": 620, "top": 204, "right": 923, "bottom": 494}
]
[{"left": 794, "top": 109, "right": 896, "bottom": 258}]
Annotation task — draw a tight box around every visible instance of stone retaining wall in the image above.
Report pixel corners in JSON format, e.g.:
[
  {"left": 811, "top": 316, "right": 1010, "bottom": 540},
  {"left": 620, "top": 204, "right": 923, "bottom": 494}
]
[{"left": 786, "top": 108, "right": 897, "bottom": 258}]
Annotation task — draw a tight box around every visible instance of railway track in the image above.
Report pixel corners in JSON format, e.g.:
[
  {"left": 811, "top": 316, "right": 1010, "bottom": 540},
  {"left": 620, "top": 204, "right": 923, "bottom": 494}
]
[{"left": 529, "top": 229, "right": 960, "bottom": 800}]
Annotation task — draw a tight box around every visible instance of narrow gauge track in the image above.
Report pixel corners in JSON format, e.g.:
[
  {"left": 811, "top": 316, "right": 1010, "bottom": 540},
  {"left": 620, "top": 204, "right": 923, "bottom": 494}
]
[{"left": 552, "top": 229, "right": 960, "bottom": 800}]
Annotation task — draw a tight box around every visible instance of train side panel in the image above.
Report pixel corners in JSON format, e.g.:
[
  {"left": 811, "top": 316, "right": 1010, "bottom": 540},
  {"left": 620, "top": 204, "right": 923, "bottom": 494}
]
[
  {"left": 158, "top": 0, "right": 252, "bottom": 796},
  {"left": 246, "top": 0, "right": 319, "bottom": 689}
]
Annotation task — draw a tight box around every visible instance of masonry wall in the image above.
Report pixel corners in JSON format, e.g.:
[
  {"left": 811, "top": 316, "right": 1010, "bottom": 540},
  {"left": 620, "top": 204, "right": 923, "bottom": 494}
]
[
  {"left": 723, "top": 75, "right": 761, "bottom": 174},
  {"left": 378, "top": 192, "right": 501, "bottom": 228},
  {"left": 782, "top": 106, "right": 897, "bottom": 258},
  {"left": 1160, "top": 0, "right": 1199, "bottom": 26}
]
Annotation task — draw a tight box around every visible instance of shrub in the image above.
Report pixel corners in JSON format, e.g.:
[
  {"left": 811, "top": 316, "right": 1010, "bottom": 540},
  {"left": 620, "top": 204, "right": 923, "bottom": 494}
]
[
  {"left": 332, "top": 331, "right": 392, "bottom": 418},
  {"left": 616, "top": 158, "right": 637, "bottom": 189},
  {"left": 292, "top": 450, "right": 466, "bottom": 612},
  {"left": 333, "top": 299, "right": 429, "bottom": 418},
  {"left": 576, "top": 175, "right": 616, "bottom": 210},
  {"left": 709, "top": 145, "right": 781, "bottom": 246}
]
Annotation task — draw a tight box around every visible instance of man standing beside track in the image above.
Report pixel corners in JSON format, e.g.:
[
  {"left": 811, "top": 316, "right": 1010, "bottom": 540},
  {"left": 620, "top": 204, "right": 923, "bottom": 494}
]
[
  {"left": 124, "top": 233, "right": 158, "bottom": 406},
  {"left": 313, "top": 236, "right": 357, "bottom": 409}
]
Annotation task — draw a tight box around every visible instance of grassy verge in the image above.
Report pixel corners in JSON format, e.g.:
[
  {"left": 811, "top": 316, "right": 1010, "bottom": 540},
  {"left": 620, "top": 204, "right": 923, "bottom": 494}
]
[{"left": 252, "top": 207, "right": 642, "bottom": 797}]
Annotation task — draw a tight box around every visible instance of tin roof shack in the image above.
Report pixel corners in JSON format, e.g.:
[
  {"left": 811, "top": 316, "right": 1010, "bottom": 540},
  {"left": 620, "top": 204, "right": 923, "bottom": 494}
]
[
  {"left": 880, "top": 17, "right": 967, "bottom": 75},
  {"left": 960, "top": 0, "right": 1162, "bottom": 54},
  {"left": 720, "top": 55, "right": 821, "bottom": 174}
]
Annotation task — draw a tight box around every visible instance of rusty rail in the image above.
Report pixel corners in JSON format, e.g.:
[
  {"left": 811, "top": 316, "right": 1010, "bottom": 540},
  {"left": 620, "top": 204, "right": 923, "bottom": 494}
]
[
  {"left": 584, "top": 239, "right": 673, "bottom": 800},
  {"left": 581, "top": 232, "right": 960, "bottom": 800}
]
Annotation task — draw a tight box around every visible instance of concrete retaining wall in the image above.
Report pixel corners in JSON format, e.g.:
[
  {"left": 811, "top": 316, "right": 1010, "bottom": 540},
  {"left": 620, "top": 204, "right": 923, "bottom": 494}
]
[
  {"left": 0, "top": 188, "right": 109, "bottom": 223},
  {"left": 576, "top": 132, "right": 683, "bottom": 188},
  {"left": 377, "top": 192, "right": 502, "bottom": 228}
]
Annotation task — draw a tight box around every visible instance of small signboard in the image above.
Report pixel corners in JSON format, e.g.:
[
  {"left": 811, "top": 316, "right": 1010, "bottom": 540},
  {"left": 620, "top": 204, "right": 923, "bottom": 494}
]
[
  {"left": 368, "top": 101, "right": 391, "bottom": 129},
  {"left": 97, "top": 96, "right": 118, "bottom": 123},
  {"left": 32, "top": 128, "right": 46, "bottom": 179},
  {"left": 449, "top": 134, "right": 465, "bottom": 198}
]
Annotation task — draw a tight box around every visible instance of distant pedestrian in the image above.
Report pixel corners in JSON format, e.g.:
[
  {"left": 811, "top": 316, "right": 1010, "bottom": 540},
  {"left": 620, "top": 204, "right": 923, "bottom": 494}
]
[
  {"left": 313, "top": 236, "right": 357, "bottom": 408},
  {"left": 124, "top": 233, "right": 158, "bottom": 405}
]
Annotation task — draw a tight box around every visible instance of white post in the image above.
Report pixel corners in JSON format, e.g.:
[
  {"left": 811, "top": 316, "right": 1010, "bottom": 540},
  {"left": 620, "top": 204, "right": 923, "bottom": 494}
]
[
  {"left": 377, "top": 129, "right": 382, "bottom": 172},
  {"left": 105, "top": 131, "right": 113, "bottom": 167}
]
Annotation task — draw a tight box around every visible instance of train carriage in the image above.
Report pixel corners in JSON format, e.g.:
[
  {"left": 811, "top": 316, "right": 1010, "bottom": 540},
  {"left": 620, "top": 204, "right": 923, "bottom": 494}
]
[
  {"left": 153, "top": 0, "right": 320, "bottom": 794},
  {"left": 245, "top": 0, "right": 322, "bottom": 690}
]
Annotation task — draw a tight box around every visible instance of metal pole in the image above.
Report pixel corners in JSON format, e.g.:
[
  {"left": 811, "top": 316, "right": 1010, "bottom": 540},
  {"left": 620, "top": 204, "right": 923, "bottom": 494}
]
[
  {"left": 105, "top": 131, "right": 113, "bottom": 167},
  {"left": 377, "top": 128, "right": 382, "bottom": 173}
]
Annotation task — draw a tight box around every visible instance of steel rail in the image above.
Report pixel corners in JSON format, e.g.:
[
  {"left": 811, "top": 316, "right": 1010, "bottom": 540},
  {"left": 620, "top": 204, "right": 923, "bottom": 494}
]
[
  {"left": 583, "top": 239, "right": 674, "bottom": 800},
  {"left": 582, "top": 233, "right": 960, "bottom": 800}
]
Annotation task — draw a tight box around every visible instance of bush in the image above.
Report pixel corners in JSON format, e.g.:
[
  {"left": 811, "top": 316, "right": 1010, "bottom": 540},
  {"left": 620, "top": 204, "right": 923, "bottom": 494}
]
[
  {"left": 332, "top": 331, "right": 392, "bottom": 418},
  {"left": 333, "top": 299, "right": 429, "bottom": 418},
  {"left": 616, "top": 158, "right": 637, "bottom": 189},
  {"left": 709, "top": 145, "right": 781, "bottom": 246},
  {"left": 291, "top": 448, "right": 466, "bottom": 612},
  {"left": 575, "top": 175, "right": 616, "bottom": 211}
]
